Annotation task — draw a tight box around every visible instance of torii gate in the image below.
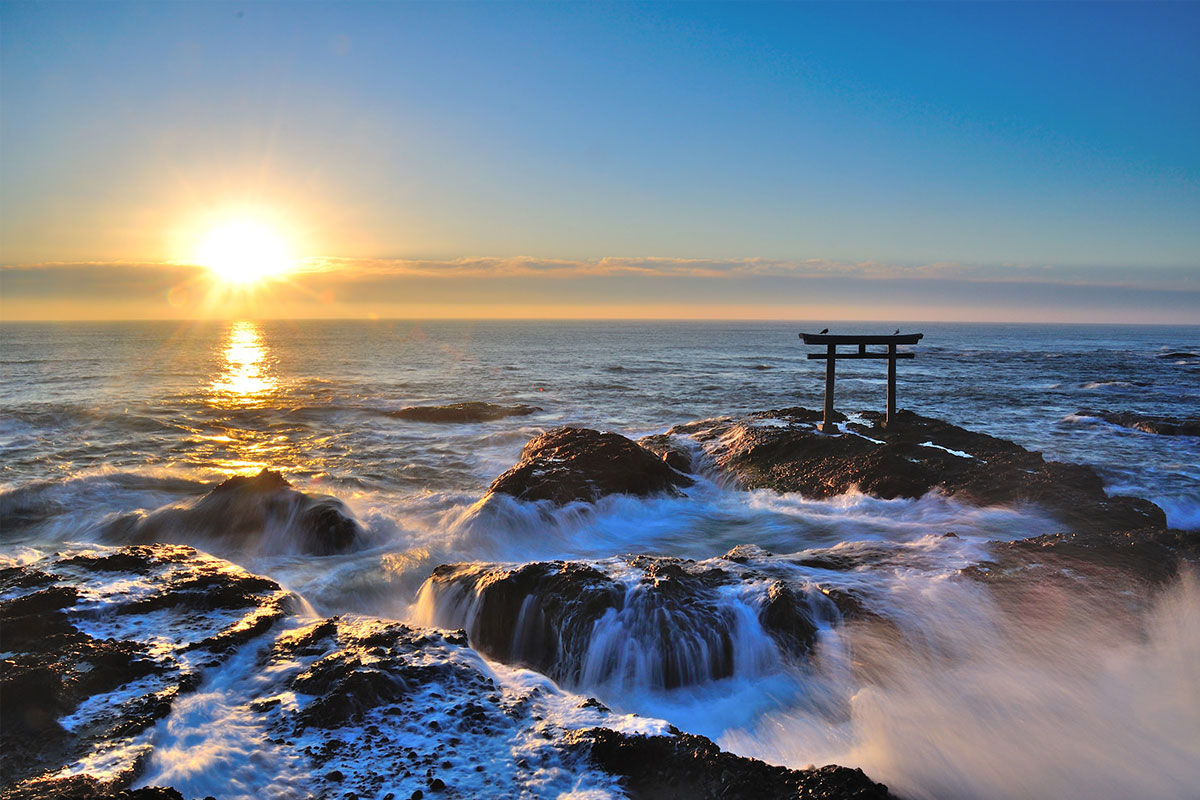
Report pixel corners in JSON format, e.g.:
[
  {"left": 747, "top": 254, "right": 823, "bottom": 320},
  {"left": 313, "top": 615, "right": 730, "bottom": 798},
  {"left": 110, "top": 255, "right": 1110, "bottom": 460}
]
[{"left": 799, "top": 332, "right": 924, "bottom": 432}]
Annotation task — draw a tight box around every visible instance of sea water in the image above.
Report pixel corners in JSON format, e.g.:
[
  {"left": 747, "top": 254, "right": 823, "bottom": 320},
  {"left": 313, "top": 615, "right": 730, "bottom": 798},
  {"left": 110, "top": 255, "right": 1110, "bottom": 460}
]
[{"left": 2, "top": 320, "right": 1198, "bottom": 799}]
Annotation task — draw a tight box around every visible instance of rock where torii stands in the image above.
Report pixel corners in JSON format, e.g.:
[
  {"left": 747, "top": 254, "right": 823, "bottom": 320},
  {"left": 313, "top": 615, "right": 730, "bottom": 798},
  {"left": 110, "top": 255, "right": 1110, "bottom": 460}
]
[{"left": 799, "top": 332, "right": 924, "bottom": 433}]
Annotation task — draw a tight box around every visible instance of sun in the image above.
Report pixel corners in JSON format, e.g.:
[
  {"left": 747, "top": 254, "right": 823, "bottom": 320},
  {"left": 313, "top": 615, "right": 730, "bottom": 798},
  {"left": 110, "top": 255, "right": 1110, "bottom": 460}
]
[{"left": 195, "top": 219, "right": 295, "bottom": 284}]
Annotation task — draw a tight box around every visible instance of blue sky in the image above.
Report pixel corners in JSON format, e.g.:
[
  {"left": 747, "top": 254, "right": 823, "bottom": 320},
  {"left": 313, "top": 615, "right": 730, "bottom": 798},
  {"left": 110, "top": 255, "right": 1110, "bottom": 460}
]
[{"left": 1, "top": 1, "right": 1197, "bottom": 320}]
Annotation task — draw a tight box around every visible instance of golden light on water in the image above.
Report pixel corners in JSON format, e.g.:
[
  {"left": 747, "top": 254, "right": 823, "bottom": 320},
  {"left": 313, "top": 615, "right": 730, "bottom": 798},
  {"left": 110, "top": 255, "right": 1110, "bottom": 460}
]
[{"left": 211, "top": 321, "right": 276, "bottom": 400}]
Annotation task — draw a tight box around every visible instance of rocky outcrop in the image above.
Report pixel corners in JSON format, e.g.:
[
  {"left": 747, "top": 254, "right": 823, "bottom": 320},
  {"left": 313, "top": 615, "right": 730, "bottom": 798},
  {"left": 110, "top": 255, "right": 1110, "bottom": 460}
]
[
  {"left": 0, "top": 547, "right": 894, "bottom": 800},
  {"left": 487, "top": 427, "right": 694, "bottom": 505},
  {"left": 566, "top": 727, "right": 895, "bottom": 800},
  {"left": 104, "top": 468, "right": 363, "bottom": 556},
  {"left": 389, "top": 401, "right": 541, "bottom": 423},
  {"left": 675, "top": 409, "right": 1165, "bottom": 535},
  {"left": 0, "top": 545, "right": 292, "bottom": 798},
  {"left": 419, "top": 555, "right": 835, "bottom": 690},
  {"left": 1085, "top": 410, "right": 1200, "bottom": 437}
]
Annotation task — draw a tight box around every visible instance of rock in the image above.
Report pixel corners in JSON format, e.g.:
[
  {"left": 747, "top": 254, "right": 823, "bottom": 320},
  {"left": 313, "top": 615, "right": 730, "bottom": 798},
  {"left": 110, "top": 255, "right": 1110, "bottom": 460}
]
[
  {"left": 105, "top": 468, "right": 363, "bottom": 556},
  {"left": 675, "top": 409, "right": 1165, "bottom": 536},
  {"left": 420, "top": 555, "right": 834, "bottom": 689},
  {"left": 0, "top": 545, "right": 290, "bottom": 796},
  {"left": 388, "top": 402, "right": 542, "bottom": 423},
  {"left": 638, "top": 433, "right": 695, "bottom": 473},
  {"left": 422, "top": 561, "right": 623, "bottom": 685},
  {"left": 759, "top": 581, "right": 819, "bottom": 657},
  {"left": 487, "top": 427, "right": 693, "bottom": 505},
  {"left": 1085, "top": 410, "right": 1200, "bottom": 437},
  {"left": 565, "top": 727, "right": 895, "bottom": 800}
]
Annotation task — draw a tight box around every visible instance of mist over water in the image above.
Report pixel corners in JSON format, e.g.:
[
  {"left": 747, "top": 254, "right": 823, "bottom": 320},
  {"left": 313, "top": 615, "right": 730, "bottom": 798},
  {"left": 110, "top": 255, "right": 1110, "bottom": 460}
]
[{"left": 2, "top": 320, "right": 1198, "bottom": 798}]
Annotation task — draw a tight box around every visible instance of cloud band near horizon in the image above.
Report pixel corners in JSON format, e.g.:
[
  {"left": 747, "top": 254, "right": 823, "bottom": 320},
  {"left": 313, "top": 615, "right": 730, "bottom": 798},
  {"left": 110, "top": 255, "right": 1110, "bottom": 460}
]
[{"left": 1, "top": 256, "right": 1196, "bottom": 324}]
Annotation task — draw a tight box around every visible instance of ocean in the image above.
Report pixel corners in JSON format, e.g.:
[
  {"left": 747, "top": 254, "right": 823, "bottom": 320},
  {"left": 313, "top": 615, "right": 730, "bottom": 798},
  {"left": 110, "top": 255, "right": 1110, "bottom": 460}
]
[{"left": 2, "top": 319, "right": 1198, "bottom": 799}]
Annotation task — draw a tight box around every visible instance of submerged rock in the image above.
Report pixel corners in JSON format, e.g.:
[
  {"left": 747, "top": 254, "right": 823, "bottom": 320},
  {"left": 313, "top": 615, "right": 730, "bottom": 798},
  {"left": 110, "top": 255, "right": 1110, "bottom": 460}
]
[
  {"left": 487, "top": 427, "right": 694, "bottom": 505},
  {"left": 104, "top": 468, "right": 363, "bottom": 556},
  {"left": 675, "top": 408, "right": 1165, "bottom": 536},
  {"left": 389, "top": 402, "right": 541, "bottom": 423},
  {"left": 1084, "top": 409, "right": 1200, "bottom": 437},
  {"left": 565, "top": 727, "right": 895, "bottom": 800}
]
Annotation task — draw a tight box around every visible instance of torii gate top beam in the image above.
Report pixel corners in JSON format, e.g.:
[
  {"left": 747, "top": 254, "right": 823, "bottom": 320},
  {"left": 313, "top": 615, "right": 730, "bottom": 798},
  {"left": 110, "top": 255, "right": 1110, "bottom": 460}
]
[{"left": 800, "top": 333, "right": 924, "bottom": 345}]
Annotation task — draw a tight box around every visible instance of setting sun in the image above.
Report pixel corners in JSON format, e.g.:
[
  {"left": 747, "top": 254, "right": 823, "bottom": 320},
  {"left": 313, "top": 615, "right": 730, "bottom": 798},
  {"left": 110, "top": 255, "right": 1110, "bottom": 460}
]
[{"left": 195, "top": 219, "right": 295, "bottom": 284}]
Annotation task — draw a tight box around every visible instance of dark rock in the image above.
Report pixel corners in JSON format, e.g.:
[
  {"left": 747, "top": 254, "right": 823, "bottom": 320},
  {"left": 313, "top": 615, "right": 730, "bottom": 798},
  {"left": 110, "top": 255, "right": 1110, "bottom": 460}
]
[
  {"left": 105, "top": 468, "right": 363, "bottom": 556},
  {"left": 488, "top": 427, "right": 694, "bottom": 505},
  {"left": 293, "top": 653, "right": 412, "bottom": 728},
  {"left": 566, "top": 727, "right": 894, "bottom": 800},
  {"left": 759, "top": 581, "right": 819, "bottom": 657},
  {"left": 326, "top": 770, "right": 345, "bottom": 782},
  {"left": 1085, "top": 409, "right": 1200, "bottom": 437},
  {"left": 428, "top": 777, "right": 446, "bottom": 791},
  {"left": 389, "top": 402, "right": 541, "bottom": 423},
  {"left": 423, "top": 555, "right": 832, "bottom": 689},
  {"left": 979, "top": 527, "right": 1200, "bottom": 587},
  {"left": 676, "top": 409, "right": 1165, "bottom": 536},
  {"left": 0, "top": 545, "right": 292, "bottom": 793},
  {"left": 425, "top": 561, "right": 622, "bottom": 685},
  {"left": 1157, "top": 351, "right": 1198, "bottom": 360}
]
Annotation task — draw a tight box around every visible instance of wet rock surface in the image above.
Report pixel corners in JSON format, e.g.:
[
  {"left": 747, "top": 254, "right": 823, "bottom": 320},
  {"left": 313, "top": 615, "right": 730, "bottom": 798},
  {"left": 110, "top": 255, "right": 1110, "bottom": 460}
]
[
  {"left": 487, "top": 426, "right": 694, "bottom": 505},
  {"left": 389, "top": 402, "right": 542, "bottom": 423},
  {"left": 0, "top": 544, "right": 291, "bottom": 798},
  {"left": 566, "top": 727, "right": 895, "bottom": 800},
  {"left": 673, "top": 408, "right": 1166, "bottom": 536},
  {"left": 1084, "top": 409, "right": 1200, "bottom": 437},
  {"left": 421, "top": 554, "right": 838, "bottom": 689},
  {"left": 104, "top": 468, "right": 364, "bottom": 556}
]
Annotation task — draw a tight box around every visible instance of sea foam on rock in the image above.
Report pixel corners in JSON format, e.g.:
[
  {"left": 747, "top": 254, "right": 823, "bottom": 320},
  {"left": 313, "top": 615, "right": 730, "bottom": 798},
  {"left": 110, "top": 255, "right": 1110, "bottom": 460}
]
[
  {"left": 1, "top": 544, "right": 896, "bottom": 800},
  {"left": 0, "top": 544, "right": 292, "bottom": 798},
  {"left": 486, "top": 426, "right": 694, "bottom": 505},
  {"left": 104, "top": 468, "right": 363, "bottom": 556}
]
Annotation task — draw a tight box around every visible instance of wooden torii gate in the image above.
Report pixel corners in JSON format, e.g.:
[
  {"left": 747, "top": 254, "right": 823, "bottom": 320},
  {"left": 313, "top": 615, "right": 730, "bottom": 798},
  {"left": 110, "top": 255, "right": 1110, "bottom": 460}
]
[{"left": 799, "top": 332, "right": 924, "bottom": 432}]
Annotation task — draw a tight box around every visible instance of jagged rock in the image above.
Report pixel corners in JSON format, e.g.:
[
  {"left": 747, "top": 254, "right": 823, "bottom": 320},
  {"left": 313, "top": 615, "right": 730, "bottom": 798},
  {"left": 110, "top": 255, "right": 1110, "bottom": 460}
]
[
  {"left": 1084, "top": 410, "right": 1200, "bottom": 437},
  {"left": 389, "top": 402, "right": 541, "bottom": 423},
  {"left": 105, "top": 468, "right": 363, "bottom": 555},
  {"left": 675, "top": 409, "right": 1165, "bottom": 536},
  {"left": 565, "top": 727, "right": 895, "bottom": 800},
  {"left": 0, "top": 545, "right": 290, "bottom": 795},
  {"left": 487, "top": 427, "right": 693, "bottom": 505}
]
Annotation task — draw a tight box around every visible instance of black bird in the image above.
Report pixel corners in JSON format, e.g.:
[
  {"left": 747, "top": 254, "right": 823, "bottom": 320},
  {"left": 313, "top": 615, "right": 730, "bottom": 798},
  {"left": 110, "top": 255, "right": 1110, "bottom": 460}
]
[
  {"left": 893, "top": 328, "right": 900, "bottom": 334},
  {"left": 819, "top": 328, "right": 829, "bottom": 334}
]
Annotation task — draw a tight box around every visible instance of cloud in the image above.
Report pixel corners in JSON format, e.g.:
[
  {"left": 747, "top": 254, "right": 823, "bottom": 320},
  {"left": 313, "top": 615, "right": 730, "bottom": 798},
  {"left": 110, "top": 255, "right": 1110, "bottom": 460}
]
[
  {"left": 1, "top": 256, "right": 1196, "bottom": 323},
  {"left": 292, "top": 255, "right": 1196, "bottom": 289}
]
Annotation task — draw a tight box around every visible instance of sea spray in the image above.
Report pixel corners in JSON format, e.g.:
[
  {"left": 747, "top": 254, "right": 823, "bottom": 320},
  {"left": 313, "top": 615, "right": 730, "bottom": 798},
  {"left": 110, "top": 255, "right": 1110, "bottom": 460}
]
[{"left": 722, "top": 568, "right": 1200, "bottom": 800}]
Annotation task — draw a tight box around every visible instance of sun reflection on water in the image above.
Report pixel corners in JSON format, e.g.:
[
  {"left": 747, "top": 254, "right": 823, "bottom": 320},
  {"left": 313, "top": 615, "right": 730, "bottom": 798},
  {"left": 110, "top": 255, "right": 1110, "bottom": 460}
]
[{"left": 211, "top": 321, "right": 276, "bottom": 401}]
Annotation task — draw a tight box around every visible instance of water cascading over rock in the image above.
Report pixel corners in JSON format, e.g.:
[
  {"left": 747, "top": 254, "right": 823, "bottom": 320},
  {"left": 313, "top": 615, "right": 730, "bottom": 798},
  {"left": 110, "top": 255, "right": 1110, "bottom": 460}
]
[{"left": 416, "top": 555, "right": 840, "bottom": 693}]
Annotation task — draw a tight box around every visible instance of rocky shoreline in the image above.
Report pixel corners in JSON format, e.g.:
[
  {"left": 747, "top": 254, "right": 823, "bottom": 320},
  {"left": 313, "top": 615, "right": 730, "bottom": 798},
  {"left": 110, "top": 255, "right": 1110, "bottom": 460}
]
[{"left": 4, "top": 406, "right": 1195, "bottom": 799}]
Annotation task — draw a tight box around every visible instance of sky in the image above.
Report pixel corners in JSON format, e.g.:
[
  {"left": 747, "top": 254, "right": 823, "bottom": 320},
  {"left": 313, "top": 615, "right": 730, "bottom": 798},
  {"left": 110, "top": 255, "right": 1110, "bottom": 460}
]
[{"left": 1, "top": 1, "right": 1198, "bottom": 322}]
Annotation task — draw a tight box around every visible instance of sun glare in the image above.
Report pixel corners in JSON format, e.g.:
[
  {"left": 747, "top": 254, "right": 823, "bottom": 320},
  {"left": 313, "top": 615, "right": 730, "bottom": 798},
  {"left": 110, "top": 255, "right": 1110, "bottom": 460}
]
[{"left": 196, "top": 219, "right": 295, "bottom": 284}]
